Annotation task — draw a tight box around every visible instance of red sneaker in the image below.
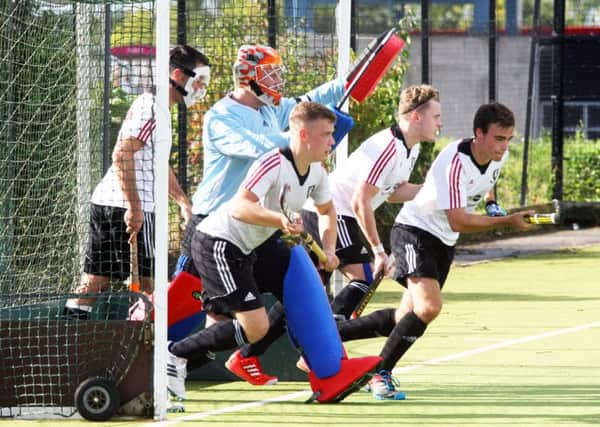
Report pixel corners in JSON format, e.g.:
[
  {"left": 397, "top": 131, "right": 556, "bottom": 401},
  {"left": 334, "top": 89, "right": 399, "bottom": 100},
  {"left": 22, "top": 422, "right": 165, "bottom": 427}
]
[{"left": 225, "top": 350, "right": 278, "bottom": 386}]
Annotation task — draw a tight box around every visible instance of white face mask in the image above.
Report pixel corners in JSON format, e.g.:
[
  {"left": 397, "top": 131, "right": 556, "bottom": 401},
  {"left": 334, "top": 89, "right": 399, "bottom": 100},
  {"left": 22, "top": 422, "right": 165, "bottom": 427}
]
[{"left": 183, "top": 66, "right": 211, "bottom": 107}]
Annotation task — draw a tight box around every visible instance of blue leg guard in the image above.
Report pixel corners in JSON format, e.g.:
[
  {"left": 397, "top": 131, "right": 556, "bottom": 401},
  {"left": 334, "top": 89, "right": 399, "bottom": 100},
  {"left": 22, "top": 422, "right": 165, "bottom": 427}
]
[{"left": 284, "top": 245, "right": 343, "bottom": 379}]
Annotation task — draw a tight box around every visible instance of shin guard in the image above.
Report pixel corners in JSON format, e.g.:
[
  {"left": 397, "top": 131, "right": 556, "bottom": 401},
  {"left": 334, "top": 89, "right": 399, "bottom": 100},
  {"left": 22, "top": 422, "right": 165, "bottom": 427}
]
[{"left": 284, "top": 246, "right": 343, "bottom": 378}]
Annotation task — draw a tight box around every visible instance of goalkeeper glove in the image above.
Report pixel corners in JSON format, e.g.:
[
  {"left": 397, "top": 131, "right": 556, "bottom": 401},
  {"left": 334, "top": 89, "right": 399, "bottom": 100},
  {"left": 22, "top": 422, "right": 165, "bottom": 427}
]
[{"left": 485, "top": 200, "right": 507, "bottom": 217}]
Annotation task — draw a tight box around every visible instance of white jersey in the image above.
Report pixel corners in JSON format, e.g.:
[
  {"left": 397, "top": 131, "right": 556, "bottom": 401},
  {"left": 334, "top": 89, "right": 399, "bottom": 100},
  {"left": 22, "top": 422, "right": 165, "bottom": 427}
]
[
  {"left": 198, "top": 148, "right": 331, "bottom": 254},
  {"left": 91, "top": 93, "right": 161, "bottom": 212},
  {"left": 327, "top": 126, "right": 420, "bottom": 217},
  {"left": 396, "top": 138, "right": 508, "bottom": 246}
]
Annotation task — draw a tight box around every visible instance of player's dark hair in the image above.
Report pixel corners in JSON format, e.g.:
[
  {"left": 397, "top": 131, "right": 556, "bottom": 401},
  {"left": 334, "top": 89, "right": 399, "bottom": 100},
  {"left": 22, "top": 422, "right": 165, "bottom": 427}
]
[
  {"left": 169, "top": 44, "right": 209, "bottom": 75},
  {"left": 473, "top": 102, "right": 515, "bottom": 134},
  {"left": 289, "top": 101, "right": 336, "bottom": 125}
]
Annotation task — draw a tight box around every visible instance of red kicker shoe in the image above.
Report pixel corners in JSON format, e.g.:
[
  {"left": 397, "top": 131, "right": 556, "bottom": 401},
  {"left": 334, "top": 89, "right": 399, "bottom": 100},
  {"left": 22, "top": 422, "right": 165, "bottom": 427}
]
[
  {"left": 307, "top": 355, "right": 382, "bottom": 403},
  {"left": 225, "top": 350, "right": 278, "bottom": 386}
]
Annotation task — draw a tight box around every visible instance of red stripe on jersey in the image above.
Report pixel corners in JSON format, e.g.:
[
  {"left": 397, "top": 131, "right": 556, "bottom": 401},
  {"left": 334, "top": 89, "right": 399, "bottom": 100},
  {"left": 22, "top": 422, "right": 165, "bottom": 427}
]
[
  {"left": 244, "top": 153, "right": 281, "bottom": 190},
  {"left": 137, "top": 119, "right": 156, "bottom": 143},
  {"left": 366, "top": 138, "right": 396, "bottom": 185},
  {"left": 449, "top": 153, "right": 462, "bottom": 208}
]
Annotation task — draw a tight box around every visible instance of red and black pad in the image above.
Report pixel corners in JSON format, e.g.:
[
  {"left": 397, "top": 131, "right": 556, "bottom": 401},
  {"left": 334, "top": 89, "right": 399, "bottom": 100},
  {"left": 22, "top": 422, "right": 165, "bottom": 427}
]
[
  {"left": 307, "top": 355, "right": 382, "bottom": 403},
  {"left": 345, "top": 29, "right": 405, "bottom": 103}
]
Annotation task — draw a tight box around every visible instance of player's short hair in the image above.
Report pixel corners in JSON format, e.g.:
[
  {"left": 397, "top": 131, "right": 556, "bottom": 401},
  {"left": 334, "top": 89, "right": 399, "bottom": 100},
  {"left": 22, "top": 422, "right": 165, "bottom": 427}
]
[
  {"left": 170, "top": 45, "right": 209, "bottom": 74},
  {"left": 398, "top": 84, "right": 440, "bottom": 115},
  {"left": 289, "top": 101, "right": 336, "bottom": 127},
  {"left": 473, "top": 102, "right": 515, "bottom": 134}
]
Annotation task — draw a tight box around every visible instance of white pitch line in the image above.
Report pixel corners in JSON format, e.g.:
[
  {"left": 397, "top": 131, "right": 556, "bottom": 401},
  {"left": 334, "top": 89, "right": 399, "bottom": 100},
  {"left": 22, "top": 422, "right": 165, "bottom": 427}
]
[
  {"left": 394, "top": 320, "right": 600, "bottom": 374},
  {"left": 149, "top": 390, "right": 311, "bottom": 427},
  {"left": 152, "top": 320, "right": 600, "bottom": 425}
]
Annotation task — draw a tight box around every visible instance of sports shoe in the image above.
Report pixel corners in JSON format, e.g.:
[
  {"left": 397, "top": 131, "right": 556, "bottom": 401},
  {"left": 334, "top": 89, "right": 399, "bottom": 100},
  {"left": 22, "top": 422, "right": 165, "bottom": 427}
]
[
  {"left": 225, "top": 350, "right": 278, "bottom": 386},
  {"left": 367, "top": 369, "right": 406, "bottom": 400},
  {"left": 167, "top": 343, "right": 188, "bottom": 401}
]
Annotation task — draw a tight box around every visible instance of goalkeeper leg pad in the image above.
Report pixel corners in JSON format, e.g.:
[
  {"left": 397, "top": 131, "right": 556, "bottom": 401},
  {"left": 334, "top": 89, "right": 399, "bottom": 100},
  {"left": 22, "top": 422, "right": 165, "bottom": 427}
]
[{"left": 283, "top": 245, "right": 344, "bottom": 378}]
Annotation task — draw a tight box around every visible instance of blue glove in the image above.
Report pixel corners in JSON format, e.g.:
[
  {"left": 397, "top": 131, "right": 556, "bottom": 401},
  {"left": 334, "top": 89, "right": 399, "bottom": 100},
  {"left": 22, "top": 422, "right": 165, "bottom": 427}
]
[{"left": 485, "top": 200, "right": 507, "bottom": 217}]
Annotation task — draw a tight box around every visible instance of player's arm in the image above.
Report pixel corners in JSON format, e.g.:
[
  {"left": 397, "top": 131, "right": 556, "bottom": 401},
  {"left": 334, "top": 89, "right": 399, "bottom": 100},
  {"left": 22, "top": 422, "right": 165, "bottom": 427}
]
[
  {"left": 230, "top": 188, "right": 301, "bottom": 234},
  {"left": 446, "top": 206, "right": 535, "bottom": 233},
  {"left": 351, "top": 181, "right": 388, "bottom": 274},
  {"left": 208, "top": 114, "right": 289, "bottom": 157},
  {"left": 168, "top": 167, "right": 192, "bottom": 226},
  {"left": 387, "top": 182, "right": 422, "bottom": 203},
  {"left": 112, "top": 136, "right": 144, "bottom": 236},
  {"left": 276, "top": 77, "right": 345, "bottom": 127},
  {"left": 314, "top": 200, "right": 339, "bottom": 272}
]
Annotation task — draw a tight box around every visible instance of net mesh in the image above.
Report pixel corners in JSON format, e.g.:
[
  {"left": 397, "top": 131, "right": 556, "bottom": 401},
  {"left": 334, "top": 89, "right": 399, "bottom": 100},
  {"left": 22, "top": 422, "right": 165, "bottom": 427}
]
[{"left": 0, "top": 0, "right": 154, "bottom": 418}]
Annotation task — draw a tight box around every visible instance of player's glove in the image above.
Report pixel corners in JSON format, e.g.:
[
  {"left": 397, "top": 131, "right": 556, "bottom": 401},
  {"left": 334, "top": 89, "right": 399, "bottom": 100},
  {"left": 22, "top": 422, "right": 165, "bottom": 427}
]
[{"left": 485, "top": 200, "right": 507, "bottom": 217}]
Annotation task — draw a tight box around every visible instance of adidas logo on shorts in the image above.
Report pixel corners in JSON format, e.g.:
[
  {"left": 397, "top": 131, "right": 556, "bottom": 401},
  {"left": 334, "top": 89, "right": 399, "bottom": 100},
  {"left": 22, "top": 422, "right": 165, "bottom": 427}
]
[
  {"left": 244, "top": 292, "right": 256, "bottom": 302},
  {"left": 360, "top": 247, "right": 369, "bottom": 254}
]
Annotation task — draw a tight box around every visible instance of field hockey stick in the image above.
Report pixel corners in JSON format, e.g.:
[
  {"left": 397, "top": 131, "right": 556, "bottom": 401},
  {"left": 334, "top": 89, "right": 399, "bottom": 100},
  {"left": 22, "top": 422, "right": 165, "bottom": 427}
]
[
  {"left": 278, "top": 185, "right": 327, "bottom": 264},
  {"left": 129, "top": 234, "right": 141, "bottom": 292},
  {"left": 524, "top": 213, "right": 558, "bottom": 225},
  {"left": 351, "top": 269, "right": 385, "bottom": 318}
]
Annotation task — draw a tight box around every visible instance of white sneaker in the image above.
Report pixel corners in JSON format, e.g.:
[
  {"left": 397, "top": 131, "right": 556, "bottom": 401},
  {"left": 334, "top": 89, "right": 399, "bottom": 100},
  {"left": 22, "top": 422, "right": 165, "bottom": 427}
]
[{"left": 167, "top": 343, "right": 188, "bottom": 401}]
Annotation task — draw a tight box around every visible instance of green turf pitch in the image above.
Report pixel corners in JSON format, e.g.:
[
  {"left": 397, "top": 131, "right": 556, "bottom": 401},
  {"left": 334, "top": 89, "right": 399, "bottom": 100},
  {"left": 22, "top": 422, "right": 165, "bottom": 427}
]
[{"left": 3, "top": 246, "right": 600, "bottom": 426}]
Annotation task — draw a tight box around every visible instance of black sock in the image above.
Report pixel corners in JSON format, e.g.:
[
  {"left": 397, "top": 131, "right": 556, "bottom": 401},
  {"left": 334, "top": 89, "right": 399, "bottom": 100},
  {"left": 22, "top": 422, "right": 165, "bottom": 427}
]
[
  {"left": 170, "top": 318, "right": 247, "bottom": 360},
  {"left": 379, "top": 310, "right": 427, "bottom": 371},
  {"left": 330, "top": 280, "right": 370, "bottom": 319},
  {"left": 240, "top": 301, "right": 286, "bottom": 358},
  {"left": 337, "top": 308, "right": 396, "bottom": 341}
]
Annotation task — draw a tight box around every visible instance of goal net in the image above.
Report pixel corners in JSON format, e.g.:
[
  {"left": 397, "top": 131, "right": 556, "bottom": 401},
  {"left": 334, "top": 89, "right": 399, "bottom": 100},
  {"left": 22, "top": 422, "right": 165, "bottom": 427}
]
[
  {"left": 0, "top": 0, "right": 343, "bottom": 421},
  {"left": 0, "top": 0, "right": 156, "bottom": 419}
]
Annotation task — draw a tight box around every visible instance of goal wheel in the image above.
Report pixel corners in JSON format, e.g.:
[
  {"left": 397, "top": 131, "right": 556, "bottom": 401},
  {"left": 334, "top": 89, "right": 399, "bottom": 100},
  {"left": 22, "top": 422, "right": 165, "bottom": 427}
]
[{"left": 75, "top": 377, "right": 120, "bottom": 421}]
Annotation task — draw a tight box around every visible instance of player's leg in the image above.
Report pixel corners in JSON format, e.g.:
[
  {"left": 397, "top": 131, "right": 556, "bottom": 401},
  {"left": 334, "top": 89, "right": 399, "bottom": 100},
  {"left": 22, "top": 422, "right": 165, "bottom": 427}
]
[
  {"left": 326, "top": 215, "right": 374, "bottom": 319},
  {"left": 225, "top": 234, "right": 288, "bottom": 385},
  {"left": 368, "top": 223, "right": 453, "bottom": 400},
  {"left": 331, "top": 263, "right": 372, "bottom": 319},
  {"left": 168, "top": 230, "right": 269, "bottom": 398},
  {"left": 64, "top": 204, "right": 126, "bottom": 319}
]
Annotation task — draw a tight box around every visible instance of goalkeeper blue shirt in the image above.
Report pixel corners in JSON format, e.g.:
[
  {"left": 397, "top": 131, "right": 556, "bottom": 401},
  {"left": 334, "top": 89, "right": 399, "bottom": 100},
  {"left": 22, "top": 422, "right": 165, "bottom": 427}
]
[{"left": 191, "top": 77, "right": 344, "bottom": 216}]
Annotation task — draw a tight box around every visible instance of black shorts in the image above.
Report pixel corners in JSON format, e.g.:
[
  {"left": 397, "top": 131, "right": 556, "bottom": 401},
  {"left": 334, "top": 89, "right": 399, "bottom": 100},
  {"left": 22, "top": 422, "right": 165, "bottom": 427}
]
[
  {"left": 175, "top": 213, "right": 206, "bottom": 276},
  {"left": 301, "top": 210, "right": 372, "bottom": 267},
  {"left": 191, "top": 231, "right": 290, "bottom": 315},
  {"left": 83, "top": 203, "right": 154, "bottom": 280},
  {"left": 390, "top": 223, "right": 455, "bottom": 289}
]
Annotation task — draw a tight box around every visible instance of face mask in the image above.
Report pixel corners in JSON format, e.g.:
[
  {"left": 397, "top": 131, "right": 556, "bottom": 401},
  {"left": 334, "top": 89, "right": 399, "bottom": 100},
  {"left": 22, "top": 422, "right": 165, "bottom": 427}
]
[{"left": 183, "top": 66, "right": 211, "bottom": 107}]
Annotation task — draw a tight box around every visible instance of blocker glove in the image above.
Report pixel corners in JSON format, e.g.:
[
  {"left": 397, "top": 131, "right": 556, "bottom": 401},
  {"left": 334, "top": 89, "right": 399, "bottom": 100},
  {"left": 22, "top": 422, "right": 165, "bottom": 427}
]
[{"left": 485, "top": 200, "right": 507, "bottom": 217}]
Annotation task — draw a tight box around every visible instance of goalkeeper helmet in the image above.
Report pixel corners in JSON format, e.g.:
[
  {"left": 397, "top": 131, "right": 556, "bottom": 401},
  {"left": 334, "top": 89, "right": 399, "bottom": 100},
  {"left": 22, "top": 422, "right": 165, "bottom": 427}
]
[{"left": 233, "top": 45, "right": 285, "bottom": 106}]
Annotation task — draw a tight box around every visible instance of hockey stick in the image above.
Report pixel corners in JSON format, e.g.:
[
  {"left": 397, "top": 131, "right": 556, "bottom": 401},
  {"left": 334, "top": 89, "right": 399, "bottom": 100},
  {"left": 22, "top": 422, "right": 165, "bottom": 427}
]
[
  {"left": 278, "top": 185, "right": 327, "bottom": 264},
  {"left": 129, "top": 234, "right": 141, "bottom": 292},
  {"left": 524, "top": 213, "right": 558, "bottom": 225},
  {"left": 351, "top": 269, "right": 385, "bottom": 318}
]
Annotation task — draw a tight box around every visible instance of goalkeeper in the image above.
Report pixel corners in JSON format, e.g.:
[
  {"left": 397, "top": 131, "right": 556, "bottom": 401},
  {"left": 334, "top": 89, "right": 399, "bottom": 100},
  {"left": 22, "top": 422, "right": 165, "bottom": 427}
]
[{"left": 63, "top": 45, "right": 210, "bottom": 319}]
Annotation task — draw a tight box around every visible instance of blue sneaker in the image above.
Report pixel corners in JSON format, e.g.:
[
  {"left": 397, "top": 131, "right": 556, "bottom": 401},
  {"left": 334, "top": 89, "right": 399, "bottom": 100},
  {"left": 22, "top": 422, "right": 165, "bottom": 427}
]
[{"left": 367, "top": 370, "right": 406, "bottom": 400}]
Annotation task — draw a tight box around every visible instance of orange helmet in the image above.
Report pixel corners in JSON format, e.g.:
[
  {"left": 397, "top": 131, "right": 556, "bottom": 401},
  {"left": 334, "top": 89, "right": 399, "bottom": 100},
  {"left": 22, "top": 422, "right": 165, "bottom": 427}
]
[{"left": 233, "top": 45, "right": 285, "bottom": 106}]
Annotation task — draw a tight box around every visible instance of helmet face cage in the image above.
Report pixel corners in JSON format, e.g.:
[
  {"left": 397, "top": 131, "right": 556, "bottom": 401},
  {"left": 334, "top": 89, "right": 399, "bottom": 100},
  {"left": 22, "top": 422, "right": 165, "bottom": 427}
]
[{"left": 234, "top": 45, "right": 285, "bottom": 105}]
